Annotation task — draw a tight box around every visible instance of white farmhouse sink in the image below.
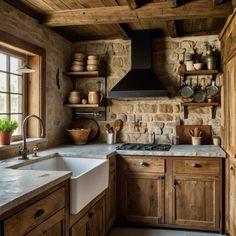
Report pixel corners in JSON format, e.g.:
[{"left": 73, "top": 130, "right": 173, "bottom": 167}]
[{"left": 14, "top": 156, "right": 109, "bottom": 214}]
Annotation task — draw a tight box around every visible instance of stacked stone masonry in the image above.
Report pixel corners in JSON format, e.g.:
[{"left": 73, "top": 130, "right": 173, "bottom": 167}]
[{"left": 74, "top": 36, "right": 221, "bottom": 143}]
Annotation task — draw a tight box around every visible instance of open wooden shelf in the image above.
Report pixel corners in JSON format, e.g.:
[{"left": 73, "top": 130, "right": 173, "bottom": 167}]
[
  {"left": 65, "top": 71, "right": 105, "bottom": 78},
  {"left": 181, "top": 102, "right": 220, "bottom": 119},
  {"left": 65, "top": 104, "right": 99, "bottom": 108},
  {"left": 183, "top": 70, "right": 218, "bottom": 75}
]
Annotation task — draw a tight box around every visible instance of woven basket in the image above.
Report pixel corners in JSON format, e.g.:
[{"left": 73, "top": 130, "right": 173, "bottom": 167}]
[{"left": 67, "top": 128, "right": 91, "bottom": 145}]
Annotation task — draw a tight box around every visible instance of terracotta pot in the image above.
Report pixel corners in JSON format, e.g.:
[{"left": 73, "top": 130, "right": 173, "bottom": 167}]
[{"left": 0, "top": 131, "right": 13, "bottom": 145}]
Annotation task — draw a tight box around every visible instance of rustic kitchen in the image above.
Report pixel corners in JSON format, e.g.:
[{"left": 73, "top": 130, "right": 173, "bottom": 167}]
[{"left": 0, "top": 1, "right": 235, "bottom": 236}]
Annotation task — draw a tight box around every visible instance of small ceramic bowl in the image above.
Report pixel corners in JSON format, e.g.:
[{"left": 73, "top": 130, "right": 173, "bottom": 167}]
[
  {"left": 72, "top": 61, "right": 84, "bottom": 66},
  {"left": 88, "top": 55, "right": 98, "bottom": 60},
  {"left": 193, "top": 63, "right": 203, "bottom": 70},
  {"left": 87, "top": 59, "right": 99, "bottom": 65},
  {"left": 70, "top": 65, "right": 85, "bottom": 72},
  {"left": 86, "top": 65, "right": 98, "bottom": 71},
  {"left": 74, "top": 52, "right": 85, "bottom": 60}
]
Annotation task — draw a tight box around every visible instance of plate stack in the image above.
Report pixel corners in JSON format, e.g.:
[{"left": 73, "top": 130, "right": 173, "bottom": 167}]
[
  {"left": 70, "top": 53, "right": 85, "bottom": 72},
  {"left": 86, "top": 55, "right": 99, "bottom": 71}
]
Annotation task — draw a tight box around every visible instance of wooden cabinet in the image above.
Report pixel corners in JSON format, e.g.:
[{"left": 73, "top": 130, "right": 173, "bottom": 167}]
[
  {"left": 106, "top": 155, "right": 116, "bottom": 232},
  {"left": 3, "top": 183, "right": 68, "bottom": 236},
  {"left": 70, "top": 196, "right": 106, "bottom": 236},
  {"left": 220, "top": 10, "right": 236, "bottom": 235},
  {"left": 118, "top": 156, "right": 165, "bottom": 225},
  {"left": 172, "top": 158, "right": 221, "bottom": 230},
  {"left": 117, "top": 155, "right": 222, "bottom": 232}
]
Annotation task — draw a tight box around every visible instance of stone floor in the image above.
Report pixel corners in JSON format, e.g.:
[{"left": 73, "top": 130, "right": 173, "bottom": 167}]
[{"left": 108, "top": 227, "right": 225, "bottom": 236}]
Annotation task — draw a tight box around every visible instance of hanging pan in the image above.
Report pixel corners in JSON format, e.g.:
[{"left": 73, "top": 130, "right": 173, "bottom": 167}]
[
  {"left": 206, "top": 81, "right": 219, "bottom": 97},
  {"left": 179, "top": 78, "right": 194, "bottom": 99}
]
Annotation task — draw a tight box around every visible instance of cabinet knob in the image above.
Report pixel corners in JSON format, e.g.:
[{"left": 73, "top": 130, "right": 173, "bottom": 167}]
[
  {"left": 191, "top": 163, "right": 202, "bottom": 168},
  {"left": 230, "top": 165, "right": 235, "bottom": 171},
  {"left": 88, "top": 212, "right": 94, "bottom": 218},
  {"left": 34, "top": 209, "right": 45, "bottom": 219},
  {"left": 173, "top": 179, "right": 177, "bottom": 189},
  {"left": 140, "top": 160, "right": 149, "bottom": 166}
]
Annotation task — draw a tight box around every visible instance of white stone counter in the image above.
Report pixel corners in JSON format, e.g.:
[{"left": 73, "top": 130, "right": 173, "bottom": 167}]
[{"left": 0, "top": 143, "right": 226, "bottom": 217}]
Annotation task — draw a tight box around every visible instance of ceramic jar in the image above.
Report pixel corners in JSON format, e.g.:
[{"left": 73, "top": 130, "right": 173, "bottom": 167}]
[
  {"left": 88, "top": 91, "right": 103, "bottom": 104},
  {"left": 68, "top": 91, "right": 81, "bottom": 104}
]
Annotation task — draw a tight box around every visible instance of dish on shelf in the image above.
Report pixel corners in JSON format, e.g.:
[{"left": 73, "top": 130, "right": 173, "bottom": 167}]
[{"left": 70, "top": 118, "right": 99, "bottom": 141}]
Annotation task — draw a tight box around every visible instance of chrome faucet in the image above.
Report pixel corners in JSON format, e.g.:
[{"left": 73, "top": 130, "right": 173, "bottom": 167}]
[{"left": 19, "top": 114, "right": 45, "bottom": 160}]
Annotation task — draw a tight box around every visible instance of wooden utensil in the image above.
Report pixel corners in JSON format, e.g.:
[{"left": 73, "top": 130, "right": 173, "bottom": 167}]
[
  {"left": 176, "top": 125, "right": 212, "bottom": 144},
  {"left": 105, "top": 124, "right": 111, "bottom": 133},
  {"left": 114, "top": 119, "right": 123, "bottom": 132}
]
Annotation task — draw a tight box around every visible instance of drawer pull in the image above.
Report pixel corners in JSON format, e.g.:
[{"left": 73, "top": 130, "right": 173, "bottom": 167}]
[
  {"left": 191, "top": 163, "right": 202, "bottom": 168},
  {"left": 230, "top": 165, "right": 235, "bottom": 171},
  {"left": 140, "top": 161, "right": 149, "bottom": 166},
  {"left": 34, "top": 209, "right": 45, "bottom": 219},
  {"left": 88, "top": 212, "right": 94, "bottom": 218},
  {"left": 110, "top": 162, "right": 114, "bottom": 167}
]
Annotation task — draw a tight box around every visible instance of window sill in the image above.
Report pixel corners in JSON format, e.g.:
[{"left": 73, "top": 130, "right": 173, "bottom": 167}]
[{"left": 0, "top": 138, "right": 48, "bottom": 152}]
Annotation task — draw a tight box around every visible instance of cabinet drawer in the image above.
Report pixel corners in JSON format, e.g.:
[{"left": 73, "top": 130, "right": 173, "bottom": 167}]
[
  {"left": 120, "top": 157, "right": 165, "bottom": 173},
  {"left": 173, "top": 159, "right": 220, "bottom": 175},
  {"left": 4, "top": 187, "right": 65, "bottom": 236}
]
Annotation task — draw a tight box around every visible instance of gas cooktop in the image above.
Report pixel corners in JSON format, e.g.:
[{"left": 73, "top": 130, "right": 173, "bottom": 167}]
[{"left": 116, "top": 143, "right": 171, "bottom": 151}]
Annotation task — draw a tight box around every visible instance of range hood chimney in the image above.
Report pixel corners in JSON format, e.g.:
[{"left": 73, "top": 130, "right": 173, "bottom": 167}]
[{"left": 108, "top": 30, "right": 169, "bottom": 99}]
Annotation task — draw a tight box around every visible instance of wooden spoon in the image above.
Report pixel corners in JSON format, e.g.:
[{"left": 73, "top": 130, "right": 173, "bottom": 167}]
[
  {"left": 105, "top": 124, "right": 111, "bottom": 133},
  {"left": 114, "top": 119, "right": 123, "bottom": 132}
]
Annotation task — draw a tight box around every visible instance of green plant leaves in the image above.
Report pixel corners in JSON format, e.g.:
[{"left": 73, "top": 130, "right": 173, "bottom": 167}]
[{"left": 0, "top": 119, "right": 18, "bottom": 131}]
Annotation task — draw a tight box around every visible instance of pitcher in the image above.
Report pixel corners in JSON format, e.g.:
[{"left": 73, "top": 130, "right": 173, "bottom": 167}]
[{"left": 88, "top": 91, "right": 103, "bottom": 104}]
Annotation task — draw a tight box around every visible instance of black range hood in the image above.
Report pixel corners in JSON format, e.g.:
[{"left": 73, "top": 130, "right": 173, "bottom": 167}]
[{"left": 108, "top": 30, "right": 169, "bottom": 99}]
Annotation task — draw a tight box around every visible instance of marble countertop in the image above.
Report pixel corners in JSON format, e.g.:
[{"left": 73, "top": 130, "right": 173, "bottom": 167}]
[{"left": 0, "top": 143, "right": 226, "bottom": 217}]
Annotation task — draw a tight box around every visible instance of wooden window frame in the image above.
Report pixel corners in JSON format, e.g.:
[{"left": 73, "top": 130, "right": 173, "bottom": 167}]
[
  {"left": 0, "top": 30, "right": 46, "bottom": 140},
  {"left": 0, "top": 47, "right": 27, "bottom": 141}
]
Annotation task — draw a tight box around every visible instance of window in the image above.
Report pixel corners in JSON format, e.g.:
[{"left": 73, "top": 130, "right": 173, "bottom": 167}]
[
  {"left": 0, "top": 49, "right": 26, "bottom": 139},
  {"left": 0, "top": 30, "right": 46, "bottom": 146}
]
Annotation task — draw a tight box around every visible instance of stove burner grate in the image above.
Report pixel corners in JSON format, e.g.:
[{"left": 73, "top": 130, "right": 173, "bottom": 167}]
[{"left": 116, "top": 143, "right": 171, "bottom": 151}]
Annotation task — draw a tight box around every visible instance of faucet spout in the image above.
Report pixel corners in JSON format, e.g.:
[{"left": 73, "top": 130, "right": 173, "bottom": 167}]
[{"left": 19, "top": 115, "right": 45, "bottom": 160}]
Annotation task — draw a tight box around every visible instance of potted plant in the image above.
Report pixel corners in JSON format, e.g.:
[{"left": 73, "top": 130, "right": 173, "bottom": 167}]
[{"left": 0, "top": 119, "right": 18, "bottom": 145}]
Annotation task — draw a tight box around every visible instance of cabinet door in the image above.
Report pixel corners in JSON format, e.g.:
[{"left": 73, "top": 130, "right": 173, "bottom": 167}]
[
  {"left": 172, "top": 175, "right": 220, "bottom": 230},
  {"left": 71, "top": 214, "right": 89, "bottom": 236},
  {"left": 88, "top": 196, "right": 106, "bottom": 236},
  {"left": 25, "top": 209, "right": 65, "bottom": 236},
  {"left": 229, "top": 160, "right": 236, "bottom": 236},
  {"left": 120, "top": 173, "right": 164, "bottom": 225},
  {"left": 107, "top": 169, "right": 116, "bottom": 230}
]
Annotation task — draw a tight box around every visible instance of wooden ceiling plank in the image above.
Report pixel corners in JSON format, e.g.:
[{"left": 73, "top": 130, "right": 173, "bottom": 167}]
[
  {"left": 42, "top": 1, "right": 233, "bottom": 27},
  {"left": 166, "top": 20, "right": 178, "bottom": 37},
  {"left": 233, "top": 0, "right": 236, "bottom": 8},
  {"left": 126, "top": 0, "right": 138, "bottom": 9},
  {"left": 167, "top": 0, "right": 177, "bottom": 8}
]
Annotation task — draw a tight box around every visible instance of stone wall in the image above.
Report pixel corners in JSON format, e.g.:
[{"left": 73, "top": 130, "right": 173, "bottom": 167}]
[
  {"left": 0, "top": 1, "right": 72, "bottom": 150},
  {"left": 73, "top": 35, "right": 221, "bottom": 144}
]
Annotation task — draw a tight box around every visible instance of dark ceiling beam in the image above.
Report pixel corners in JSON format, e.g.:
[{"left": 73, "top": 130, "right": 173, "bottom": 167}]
[
  {"left": 167, "top": 0, "right": 178, "bottom": 8},
  {"left": 4, "top": 0, "right": 40, "bottom": 20},
  {"left": 213, "top": 0, "right": 224, "bottom": 6},
  {"left": 42, "top": 1, "right": 233, "bottom": 27},
  {"left": 166, "top": 20, "right": 178, "bottom": 37}
]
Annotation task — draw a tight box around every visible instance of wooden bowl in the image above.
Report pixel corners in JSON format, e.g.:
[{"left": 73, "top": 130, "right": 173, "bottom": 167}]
[
  {"left": 70, "top": 65, "right": 85, "bottom": 72},
  {"left": 67, "top": 128, "right": 91, "bottom": 145},
  {"left": 74, "top": 53, "right": 85, "bottom": 60}
]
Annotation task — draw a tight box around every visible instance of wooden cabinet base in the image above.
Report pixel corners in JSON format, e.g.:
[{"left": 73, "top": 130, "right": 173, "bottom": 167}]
[{"left": 117, "top": 155, "right": 222, "bottom": 232}]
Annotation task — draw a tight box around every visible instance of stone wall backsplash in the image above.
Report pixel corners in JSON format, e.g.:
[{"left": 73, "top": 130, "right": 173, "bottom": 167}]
[{"left": 73, "top": 35, "right": 222, "bottom": 144}]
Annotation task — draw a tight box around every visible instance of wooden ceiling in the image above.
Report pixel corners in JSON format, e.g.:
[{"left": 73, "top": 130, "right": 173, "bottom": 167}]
[{"left": 4, "top": 0, "right": 234, "bottom": 41}]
